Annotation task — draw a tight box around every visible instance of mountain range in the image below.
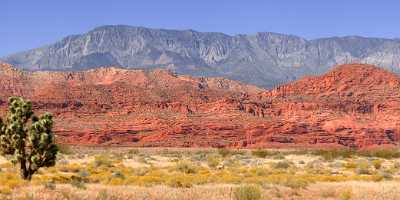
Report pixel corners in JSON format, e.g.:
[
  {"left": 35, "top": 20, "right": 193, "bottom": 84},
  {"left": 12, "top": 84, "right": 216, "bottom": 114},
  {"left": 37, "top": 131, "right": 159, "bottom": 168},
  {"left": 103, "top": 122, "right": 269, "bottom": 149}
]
[{"left": 3, "top": 25, "right": 400, "bottom": 88}]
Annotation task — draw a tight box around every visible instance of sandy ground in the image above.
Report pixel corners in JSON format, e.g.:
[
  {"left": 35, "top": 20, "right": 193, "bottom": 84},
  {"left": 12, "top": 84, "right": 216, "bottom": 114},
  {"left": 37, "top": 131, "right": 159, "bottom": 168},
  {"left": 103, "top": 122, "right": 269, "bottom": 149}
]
[{"left": 5, "top": 181, "right": 400, "bottom": 200}]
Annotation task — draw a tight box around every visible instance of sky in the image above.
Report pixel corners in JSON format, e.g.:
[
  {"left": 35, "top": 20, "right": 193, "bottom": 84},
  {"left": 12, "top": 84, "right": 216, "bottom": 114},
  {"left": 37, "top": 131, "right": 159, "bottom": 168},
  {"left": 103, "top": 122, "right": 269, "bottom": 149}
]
[{"left": 1, "top": 0, "right": 400, "bottom": 56}]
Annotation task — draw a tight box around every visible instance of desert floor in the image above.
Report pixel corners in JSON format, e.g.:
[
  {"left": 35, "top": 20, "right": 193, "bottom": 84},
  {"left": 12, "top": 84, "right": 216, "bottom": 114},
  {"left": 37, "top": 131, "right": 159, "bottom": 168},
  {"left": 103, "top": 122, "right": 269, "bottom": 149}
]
[{"left": 1, "top": 147, "right": 400, "bottom": 200}]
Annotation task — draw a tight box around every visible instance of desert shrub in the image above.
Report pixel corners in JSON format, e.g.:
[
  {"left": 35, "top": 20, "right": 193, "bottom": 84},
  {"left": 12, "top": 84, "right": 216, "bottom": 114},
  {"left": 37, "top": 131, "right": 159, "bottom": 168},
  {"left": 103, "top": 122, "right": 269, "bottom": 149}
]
[
  {"left": 321, "top": 189, "right": 336, "bottom": 198},
  {"left": 251, "top": 150, "right": 272, "bottom": 158},
  {"left": 93, "top": 154, "right": 113, "bottom": 167},
  {"left": 224, "top": 158, "right": 241, "bottom": 168},
  {"left": 305, "top": 160, "right": 324, "bottom": 173},
  {"left": 358, "top": 148, "right": 400, "bottom": 159},
  {"left": 57, "top": 159, "right": 69, "bottom": 165},
  {"left": 96, "top": 190, "right": 110, "bottom": 200},
  {"left": 70, "top": 176, "right": 86, "bottom": 189},
  {"left": 218, "top": 148, "right": 232, "bottom": 157},
  {"left": 47, "top": 173, "right": 70, "bottom": 184},
  {"left": 213, "top": 170, "right": 242, "bottom": 184},
  {"left": 96, "top": 189, "right": 120, "bottom": 200},
  {"left": 77, "top": 170, "right": 90, "bottom": 178},
  {"left": 381, "top": 172, "right": 393, "bottom": 180},
  {"left": 126, "top": 149, "right": 139, "bottom": 159},
  {"left": 192, "top": 152, "right": 208, "bottom": 162},
  {"left": 57, "top": 144, "right": 73, "bottom": 155},
  {"left": 166, "top": 175, "right": 194, "bottom": 188},
  {"left": 132, "top": 167, "right": 149, "bottom": 176},
  {"left": 233, "top": 185, "right": 262, "bottom": 200},
  {"left": 45, "top": 167, "right": 58, "bottom": 174},
  {"left": 127, "top": 149, "right": 139, "bottom": 155},
  {"left": 58, "top": 163, "right": 81, "bottom": 173},
  {"left": 311, "top": 149, "right": 354, "bottom": 161},
  {"left": 125, "top": 175, "right": 163, "bottom": 186},
  {"left": 0, "top": 172, "right": 26, "bottom": 189},
  {"left": 339, "top": 189, "right": 353, "bottom": 200},
  {"left": 175, "top": 161, "right": 197, "bottom": 174},
  {"left": 0, "top": 187, "right": 12, "bottom": 196},
  {"left": 355, "top": 160, "right": 371, "bottom": 175},
  {"left": 269, "top": 175, "right": 309, "bottom": 189},
  {"left": 250, "top": 167, "right": 270, "bottom": 176},
  {"left": 207, "top": 156, "right": 221, "bottom": 169},
  {"left": 136, "top": 155, "right": 149, "bottom": 164},
  {"left": 272, "top": 160, "right": 292, "bottom": 169},
  {"left": 392, "top": 161, "right": 400, "bottom": 169},
  {"left": 282, "top": 177, "right": 309, "bottom": 189},
  {"left": 43, "top": 181, "right": 56, "bottom": 190},
  {"left": 0, "top": 178, "right": 25, "bottom": 189},
  {"left": 272, "top": 153, "right": 285, "bottom": 160},
  {"left": 343, "top": 161, "right": 357, "bottom": 169},
  {"left": 372, "top": 159, "right": 382, "bottom": 170},
  {"left": 328, "top": 161, "right": 343, "bottom": 169},
  {"left": 262, "top": 174, "right": 312, "bottom": 188},
  {"left": 111, "top": 171, "right": 125, "bottom": 179},
  {"left": 107, "top": 178, "right": 125, "bottom": 185}
]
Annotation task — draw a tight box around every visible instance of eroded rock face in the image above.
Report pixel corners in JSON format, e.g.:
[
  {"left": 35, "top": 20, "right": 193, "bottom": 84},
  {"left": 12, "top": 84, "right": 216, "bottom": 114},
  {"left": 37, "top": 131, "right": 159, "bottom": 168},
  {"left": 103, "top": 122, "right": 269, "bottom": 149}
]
[{"left": 0, "top": 63, "right": 399, "bottom": 148}]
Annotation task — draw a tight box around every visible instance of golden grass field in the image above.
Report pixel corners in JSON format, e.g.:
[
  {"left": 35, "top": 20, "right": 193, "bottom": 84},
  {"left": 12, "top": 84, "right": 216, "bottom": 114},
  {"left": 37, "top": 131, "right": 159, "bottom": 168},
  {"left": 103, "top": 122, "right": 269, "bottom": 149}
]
[{"left": 1, "top": 147, "right": 400, "bottom": 200}]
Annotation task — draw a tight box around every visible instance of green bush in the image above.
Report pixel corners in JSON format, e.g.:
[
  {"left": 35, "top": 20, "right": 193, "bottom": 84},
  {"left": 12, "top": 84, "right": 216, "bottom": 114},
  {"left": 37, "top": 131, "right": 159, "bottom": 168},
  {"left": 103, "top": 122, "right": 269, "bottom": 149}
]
[
  {"left": 251, "top": 150, "right": 273, "bottom": 158},
  {"left": 234, "top": 185, "right": 262, "bottom": 200},
  {"left": 311, "top": 149, "right": 354, "bottom": 161}
]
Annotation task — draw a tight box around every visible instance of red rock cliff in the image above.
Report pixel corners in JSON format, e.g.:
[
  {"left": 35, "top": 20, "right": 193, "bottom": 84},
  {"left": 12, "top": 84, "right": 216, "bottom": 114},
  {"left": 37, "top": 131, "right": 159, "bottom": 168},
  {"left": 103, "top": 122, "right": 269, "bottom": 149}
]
[{"left": 0, "top": 63, "right": 399, "bottom": 148}]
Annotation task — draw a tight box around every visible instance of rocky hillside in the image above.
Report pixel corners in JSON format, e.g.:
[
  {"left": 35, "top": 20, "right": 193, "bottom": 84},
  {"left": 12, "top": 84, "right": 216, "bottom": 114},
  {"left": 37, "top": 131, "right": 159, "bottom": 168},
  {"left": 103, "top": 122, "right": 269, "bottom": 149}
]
[
  {"left": 0, "top": 63, "right": 399, "bottom": 148},
  {"left": 3, "top": 25, "right": 400, "bottom": 88}
]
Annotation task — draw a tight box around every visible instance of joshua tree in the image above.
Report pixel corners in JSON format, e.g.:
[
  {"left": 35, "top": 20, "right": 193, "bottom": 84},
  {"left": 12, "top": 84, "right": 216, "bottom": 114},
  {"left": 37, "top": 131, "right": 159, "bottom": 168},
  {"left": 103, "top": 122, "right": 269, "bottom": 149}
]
[{"left": 0, "top": 97, "right": 58, "bottom": 180}]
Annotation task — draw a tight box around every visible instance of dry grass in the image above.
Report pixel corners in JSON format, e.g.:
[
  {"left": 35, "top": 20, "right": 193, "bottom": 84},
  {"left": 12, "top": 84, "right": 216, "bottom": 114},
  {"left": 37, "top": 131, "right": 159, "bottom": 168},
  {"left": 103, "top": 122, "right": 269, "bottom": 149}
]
[
  {"left": 1, "top": 182, "right": 400, "bottom": 200},
  {"left": 1, "top": 147, "right": 400, "bottom": 199}
]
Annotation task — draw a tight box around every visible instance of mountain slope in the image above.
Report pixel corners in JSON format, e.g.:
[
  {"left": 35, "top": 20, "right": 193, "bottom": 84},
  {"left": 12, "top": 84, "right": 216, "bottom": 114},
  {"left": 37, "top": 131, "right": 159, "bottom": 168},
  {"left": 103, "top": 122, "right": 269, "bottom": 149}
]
[
  {"left": 0, "top": 63, "right": 399, "bottom": 148},
  {"left": 4, "top": 25, "right": 400, "bottom": 88}
]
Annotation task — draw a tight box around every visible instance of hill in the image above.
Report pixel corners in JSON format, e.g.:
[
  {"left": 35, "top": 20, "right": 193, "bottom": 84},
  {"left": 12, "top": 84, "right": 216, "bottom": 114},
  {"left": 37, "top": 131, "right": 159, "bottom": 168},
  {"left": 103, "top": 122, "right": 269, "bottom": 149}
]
[{"left": 0, "top": 63, "right": 398, "bottom": 148}]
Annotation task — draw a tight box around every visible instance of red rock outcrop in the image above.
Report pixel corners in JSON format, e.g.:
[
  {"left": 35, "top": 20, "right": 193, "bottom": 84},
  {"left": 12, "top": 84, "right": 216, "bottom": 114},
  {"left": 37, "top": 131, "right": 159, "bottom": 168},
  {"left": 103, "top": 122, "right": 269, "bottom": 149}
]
[{"left": 0, "top": 63, "right": 399, "bottom": 148}]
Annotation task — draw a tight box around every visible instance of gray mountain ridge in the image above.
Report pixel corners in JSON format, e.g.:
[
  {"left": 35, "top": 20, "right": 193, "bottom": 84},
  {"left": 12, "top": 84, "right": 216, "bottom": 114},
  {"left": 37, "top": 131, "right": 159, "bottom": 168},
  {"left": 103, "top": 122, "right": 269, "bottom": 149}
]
[{"left": 3, "top": 25, "right": 400, "bottom": 88}]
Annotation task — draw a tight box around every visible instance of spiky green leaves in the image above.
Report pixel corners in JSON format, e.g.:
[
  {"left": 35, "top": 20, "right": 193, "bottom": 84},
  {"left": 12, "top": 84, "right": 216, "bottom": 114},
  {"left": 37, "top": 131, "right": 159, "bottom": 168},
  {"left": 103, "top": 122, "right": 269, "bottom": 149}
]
[{"left": 0, "top": 96, "right": 58, "bottom": 180}]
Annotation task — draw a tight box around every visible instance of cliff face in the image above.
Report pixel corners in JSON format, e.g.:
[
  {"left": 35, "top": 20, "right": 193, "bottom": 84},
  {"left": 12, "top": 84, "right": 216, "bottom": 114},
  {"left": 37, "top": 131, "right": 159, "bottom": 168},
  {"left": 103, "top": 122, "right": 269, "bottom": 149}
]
[
  {"left": 4, "top": 25, "right": 400, "bottom": 88},
  {"left": 0, "top": 63, "right": 399, "bottom": 148}
]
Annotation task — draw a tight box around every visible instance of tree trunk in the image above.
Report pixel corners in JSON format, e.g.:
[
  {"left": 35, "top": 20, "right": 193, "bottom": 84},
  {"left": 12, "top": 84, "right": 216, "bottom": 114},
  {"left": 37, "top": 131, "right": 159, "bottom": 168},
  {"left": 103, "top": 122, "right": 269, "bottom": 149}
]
[{"left": 20, "top": 159, "right": 32, "bottom": 180}]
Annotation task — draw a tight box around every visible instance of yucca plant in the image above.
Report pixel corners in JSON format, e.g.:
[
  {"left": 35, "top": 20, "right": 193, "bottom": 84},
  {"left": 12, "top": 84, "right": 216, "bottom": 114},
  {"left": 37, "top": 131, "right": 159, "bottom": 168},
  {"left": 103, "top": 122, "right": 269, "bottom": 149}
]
[{"left": 0, "top": 96, "right": 58, "bottom": 180}]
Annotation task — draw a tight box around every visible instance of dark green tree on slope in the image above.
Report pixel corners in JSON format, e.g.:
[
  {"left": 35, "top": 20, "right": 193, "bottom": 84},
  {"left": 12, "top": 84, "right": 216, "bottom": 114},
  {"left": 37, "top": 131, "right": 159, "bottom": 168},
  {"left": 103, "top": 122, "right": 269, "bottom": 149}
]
[{"left": 0, "top": 97, "right": 58, "bottom": 180}]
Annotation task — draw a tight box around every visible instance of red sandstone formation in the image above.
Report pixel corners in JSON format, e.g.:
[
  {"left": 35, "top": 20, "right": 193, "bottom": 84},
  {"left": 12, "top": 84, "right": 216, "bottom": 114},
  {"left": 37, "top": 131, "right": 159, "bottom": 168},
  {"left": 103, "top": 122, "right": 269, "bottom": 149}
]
[{"left": 0, "top": 63, "right": 399, "bottom": 148}]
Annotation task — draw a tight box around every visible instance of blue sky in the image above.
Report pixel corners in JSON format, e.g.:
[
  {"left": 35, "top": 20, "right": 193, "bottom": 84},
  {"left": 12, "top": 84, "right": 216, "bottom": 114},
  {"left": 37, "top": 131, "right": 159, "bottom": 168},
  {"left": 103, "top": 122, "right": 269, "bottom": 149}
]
[{"left": 1, "top": 0, "right": 400, "bottom": 56}]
